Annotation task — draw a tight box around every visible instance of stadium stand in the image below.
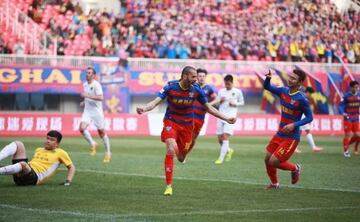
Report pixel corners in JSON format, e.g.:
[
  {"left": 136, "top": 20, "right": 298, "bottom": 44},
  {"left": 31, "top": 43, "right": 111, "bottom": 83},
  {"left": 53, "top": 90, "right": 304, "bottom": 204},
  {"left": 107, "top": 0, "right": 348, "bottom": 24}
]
[{"left": 0, "top": 0, "right": 359, "bottom": 63}]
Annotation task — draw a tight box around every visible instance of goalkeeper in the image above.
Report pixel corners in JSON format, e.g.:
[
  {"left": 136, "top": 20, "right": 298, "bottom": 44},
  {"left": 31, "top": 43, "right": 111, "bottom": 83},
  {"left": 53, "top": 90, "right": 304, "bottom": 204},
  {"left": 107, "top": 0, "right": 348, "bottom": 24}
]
[{"left": 0, "top": 130, "right": 75, "bottom": 186}]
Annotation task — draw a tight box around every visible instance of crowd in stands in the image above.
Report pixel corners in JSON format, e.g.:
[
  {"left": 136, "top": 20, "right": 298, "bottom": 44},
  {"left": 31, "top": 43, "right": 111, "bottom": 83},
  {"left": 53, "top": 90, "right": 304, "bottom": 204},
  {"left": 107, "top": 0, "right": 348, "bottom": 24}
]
[{"left": 1, "top": 0, "right": 360, "bottom": 63}]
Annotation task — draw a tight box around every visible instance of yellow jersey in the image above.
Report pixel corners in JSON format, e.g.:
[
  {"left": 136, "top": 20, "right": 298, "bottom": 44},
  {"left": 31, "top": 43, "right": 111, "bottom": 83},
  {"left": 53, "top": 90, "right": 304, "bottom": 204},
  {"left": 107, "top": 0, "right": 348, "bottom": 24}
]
[{"left": 29, "top": 147, "right": 73, "bottom": 184}]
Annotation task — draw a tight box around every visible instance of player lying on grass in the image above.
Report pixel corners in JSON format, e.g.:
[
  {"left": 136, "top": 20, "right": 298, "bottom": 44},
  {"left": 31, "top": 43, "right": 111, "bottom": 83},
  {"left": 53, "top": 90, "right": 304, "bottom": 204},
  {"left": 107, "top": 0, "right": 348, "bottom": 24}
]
[{"left": 0, "top": 130, "right": 75, "bottom": 186}]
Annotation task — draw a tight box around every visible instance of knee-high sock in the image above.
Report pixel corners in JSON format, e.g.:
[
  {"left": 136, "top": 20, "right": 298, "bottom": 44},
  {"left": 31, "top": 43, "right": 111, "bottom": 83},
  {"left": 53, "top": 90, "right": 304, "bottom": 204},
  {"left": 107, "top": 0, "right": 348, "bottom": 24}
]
[
  {"left": 102, "top": 134, "right": 111, "bottom": 155},
  {"left": 164, "top": 154, "right": 174, "bottom": 185},
  {"left": 266, "top": 164, "right": 278, "bottom": 184},
  {"left": 343, "top": 138, "right": 350, "bottom": 152},
  {"left": 0, "top": 142, "right": 17, "bottom": 162},
  {"left": 0, "top": 163, "right": 22, "bottom": 175},
  {"left": 83, "top": 130, "right": 96, "bottom": 146},
  {"left": 355, "top": 140, "right": 359, "bottom": 153},
  {"left": 277, "top": 162, "right": 296, "bottom": 171},
  {"left": 218, "top": 140, "right": 229, "bottom": 161},
  {"left": 306, "top": 133, "right": 316, "bottom": 149},
  {"left": 349, "top": 135, "right": 358, "bottom": 145}
]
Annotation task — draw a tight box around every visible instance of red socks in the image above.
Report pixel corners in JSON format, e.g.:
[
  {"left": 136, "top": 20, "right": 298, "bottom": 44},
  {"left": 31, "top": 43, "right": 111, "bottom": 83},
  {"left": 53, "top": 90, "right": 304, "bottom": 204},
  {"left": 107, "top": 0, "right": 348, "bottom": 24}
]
[
  {"left": 164, "top": 154, "right": 174, "bottom": 185},
  {"left": 277, "top": 161, "right": 296, "bottom": 171},
  {"left": 266, "top": 164, "right": 278, "bottom": 184},
  {"left": 343, "top": 138, "right": 350, "bottom": 152},
  {"left": 349, "top": 136, "right": 358, "bottom": 145}
]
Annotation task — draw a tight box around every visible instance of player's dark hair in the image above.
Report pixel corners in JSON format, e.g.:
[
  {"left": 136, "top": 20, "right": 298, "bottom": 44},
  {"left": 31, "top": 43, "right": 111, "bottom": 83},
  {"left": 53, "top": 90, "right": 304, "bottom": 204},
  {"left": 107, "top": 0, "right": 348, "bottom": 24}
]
[
  {"left": 224, "top": 74, "right": 233, "bottom": 83},
  {"left": 305, "top": 86, "right": 314, "bottom": 93},
  {"left": 181, "top": 66, "right": 196, "bottom": 78},
  {"left": 293, "top": 69, "right": 306, "bottom": 82},
  {"left": 87, "top": 67, "right": 96, "bottom": 75},
  {"left": 47, "top": 130, "right": 63, "bottom": 143},
  {"left": 350, "top": 80, "right": 359, "bottom": 87},
  {"left": 197, "top": 68, "right": 208, "bottom": 75}
]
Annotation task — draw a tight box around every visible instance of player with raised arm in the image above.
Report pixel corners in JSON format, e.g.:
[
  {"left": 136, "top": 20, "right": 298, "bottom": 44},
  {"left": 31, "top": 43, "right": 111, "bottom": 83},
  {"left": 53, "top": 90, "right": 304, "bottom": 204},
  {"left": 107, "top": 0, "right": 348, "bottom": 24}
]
[{"left": 263, "top": 69, "right": 313, "bottom": 189}]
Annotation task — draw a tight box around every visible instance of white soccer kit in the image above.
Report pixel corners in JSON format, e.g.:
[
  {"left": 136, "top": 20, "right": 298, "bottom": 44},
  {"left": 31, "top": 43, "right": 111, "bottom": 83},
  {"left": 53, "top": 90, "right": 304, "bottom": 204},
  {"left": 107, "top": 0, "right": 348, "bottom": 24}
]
[
  {"left": 81, "top": 80, "right": 105, "bottom": 129},
  {"left": 216, "top": 87, "right": 244, "bottom": 135}
]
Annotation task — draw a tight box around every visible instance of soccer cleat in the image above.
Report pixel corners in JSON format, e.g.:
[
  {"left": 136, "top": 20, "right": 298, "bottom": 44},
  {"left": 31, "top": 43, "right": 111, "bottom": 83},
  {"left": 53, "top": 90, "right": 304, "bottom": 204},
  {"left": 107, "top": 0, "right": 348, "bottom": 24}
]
[
  {"left": 163, "top": 185, "right": 173, "bottom": 196},
  {"left": 265, "top": 183, "right": 280, "bottom": 190},
  {"left": 294, "top": 148, "right": 302, "bottom": 153},
  {"left": 90, "top": 143, "right": 98, "bottom": 156},
  {"left": 103, "top": 154, "right": 111, "bottom": 163},
  {"left": 344, "top": 151, "right": 351, "bottom": 158},
  {"left": 312, "top": 146, "right": 323, "bottom": 153},
  {"left": 225, "top": 148, "right": 234, "bottom": 162},
  {"left": 214, "top": 159, "right": 223, "bottom": 165},
  {"left": 291, "top": 164, "right": 301, "bottom": 184}
]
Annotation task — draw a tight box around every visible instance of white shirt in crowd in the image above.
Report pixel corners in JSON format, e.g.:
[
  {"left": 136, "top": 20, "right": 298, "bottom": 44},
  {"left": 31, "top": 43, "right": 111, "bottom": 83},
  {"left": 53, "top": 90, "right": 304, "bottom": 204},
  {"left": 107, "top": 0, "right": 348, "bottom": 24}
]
[
  {"left": 217, "top": 87, "right": 244, "bottom": 118},
  {"left": 83, "top": 80, "right": 104, "bottom": 116}
]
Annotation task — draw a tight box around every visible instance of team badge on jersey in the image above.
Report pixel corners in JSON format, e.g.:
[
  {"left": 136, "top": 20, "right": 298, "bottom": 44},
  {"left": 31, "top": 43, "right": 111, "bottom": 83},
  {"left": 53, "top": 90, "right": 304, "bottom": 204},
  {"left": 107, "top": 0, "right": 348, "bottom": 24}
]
[
  {"left": 189, "top": 92, "right": 194, "bottom": 98},
  {"left": 290, "top": 99, "right": 295, "bottom": 105},
  {"left": 165, "top": 126, "right": 172, "bottom": 131}
]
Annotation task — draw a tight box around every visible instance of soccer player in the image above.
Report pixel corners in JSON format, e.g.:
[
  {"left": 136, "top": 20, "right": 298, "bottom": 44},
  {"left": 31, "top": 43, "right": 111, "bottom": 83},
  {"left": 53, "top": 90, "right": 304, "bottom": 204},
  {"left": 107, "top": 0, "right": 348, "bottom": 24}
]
[
  {"left": 0, "top": 130, "right": 75, "bottom": 186},
  {"left": 79, "top": 67, "right": 111, "bottom": 163},
  {"left": 263, "top": 69, "right": 313, "bottom": 189},
  {"left": 295, "top": 87, "right": 323, "bottom": 153},
  {"left": 188, "top": 68, "right": 217, "bottom": 154},
  {"left": 210, "top": 74, "right": 244, "bottom": 164},
  {"left": 339, "top": 80, "right": 360, "bottom": 157},
  {"left": 136, "top": 66, "right": 236, "bottom": 196}
]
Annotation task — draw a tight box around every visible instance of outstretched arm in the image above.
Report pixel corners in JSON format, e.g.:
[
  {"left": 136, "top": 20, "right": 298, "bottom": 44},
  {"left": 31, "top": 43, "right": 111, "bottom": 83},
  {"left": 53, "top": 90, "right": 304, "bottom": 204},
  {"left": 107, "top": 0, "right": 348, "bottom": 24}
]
[
  {"left": 204, "top": 103, "right": 236, "bottom": 124},
  {"left": 137, "top": 97, "right": 163, "bottom": 114}
]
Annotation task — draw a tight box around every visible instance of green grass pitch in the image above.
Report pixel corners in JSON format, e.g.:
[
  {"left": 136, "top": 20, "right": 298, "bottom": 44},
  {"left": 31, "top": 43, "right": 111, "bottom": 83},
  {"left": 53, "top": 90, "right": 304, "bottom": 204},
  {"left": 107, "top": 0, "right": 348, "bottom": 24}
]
[{"left": 0, "top": 136, "right": 359, "bottom": 221}]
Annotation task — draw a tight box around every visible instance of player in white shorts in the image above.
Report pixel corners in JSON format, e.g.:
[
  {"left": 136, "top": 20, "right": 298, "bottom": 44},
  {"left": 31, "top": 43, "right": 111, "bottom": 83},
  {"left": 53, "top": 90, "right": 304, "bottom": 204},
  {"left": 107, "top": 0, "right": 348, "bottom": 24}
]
[
  {"left": 79, "top": 67, "right": 111, "bottom": 163},
  {"left": 210, "top": 74, "right": 244, "bottom": 164},
  {"left": 295, "top": 87, "right": 323, "bottom": 153}
]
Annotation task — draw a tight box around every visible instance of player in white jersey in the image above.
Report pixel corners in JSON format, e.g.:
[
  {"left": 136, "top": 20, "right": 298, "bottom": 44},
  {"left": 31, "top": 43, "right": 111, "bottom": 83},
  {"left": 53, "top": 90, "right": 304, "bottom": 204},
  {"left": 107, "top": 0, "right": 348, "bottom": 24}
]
[
  {"left": 295, "top": 87, "right": 323, "bottom": 153},
  {"left": 79, "top": 67, "right": 111, "bottom": 163},
  {"left": 210, "top": 74, "right": 244, "bottom": 164}
]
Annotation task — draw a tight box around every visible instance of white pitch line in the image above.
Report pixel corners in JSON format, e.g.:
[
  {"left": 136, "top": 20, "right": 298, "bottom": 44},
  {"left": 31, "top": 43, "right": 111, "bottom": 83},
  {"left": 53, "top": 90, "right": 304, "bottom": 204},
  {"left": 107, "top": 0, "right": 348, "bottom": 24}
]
[
  {"left": 0, "top": 204, "right": 359, "bottom": 219},
  {"left": 0, "top": 204, "right": 116, "bottom": 220},
  {"left": 76, "top": 168, "right": 360, "bottom": 193}
]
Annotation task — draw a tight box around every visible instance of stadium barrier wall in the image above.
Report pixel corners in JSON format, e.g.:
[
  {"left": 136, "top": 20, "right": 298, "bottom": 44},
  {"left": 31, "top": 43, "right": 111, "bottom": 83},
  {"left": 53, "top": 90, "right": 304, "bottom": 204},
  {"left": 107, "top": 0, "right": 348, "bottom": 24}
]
[{"left": 0, "top": 113, "right": 344, "bottom": 136}]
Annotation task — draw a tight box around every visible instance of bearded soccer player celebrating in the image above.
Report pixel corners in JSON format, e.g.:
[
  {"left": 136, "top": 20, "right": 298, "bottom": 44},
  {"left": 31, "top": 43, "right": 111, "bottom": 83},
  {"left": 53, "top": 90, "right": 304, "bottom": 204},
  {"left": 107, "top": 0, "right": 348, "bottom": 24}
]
[{"left": 136, "top": 66, "right": 236, "bottom": 196}]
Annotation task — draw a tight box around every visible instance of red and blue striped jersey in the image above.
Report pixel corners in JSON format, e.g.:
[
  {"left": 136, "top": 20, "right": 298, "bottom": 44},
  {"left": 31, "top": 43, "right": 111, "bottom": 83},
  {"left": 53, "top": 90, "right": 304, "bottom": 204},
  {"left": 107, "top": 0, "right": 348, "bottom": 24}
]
[
  {"left": 158, "top": 81, "right": 208, "bottom": 125},
  {"left": 264, "top": 77, "right": 313, "bottom": 140},
  {"left": 193, "top": 84, "right": 217, "bottom": 121},
  {"left": 339, "top": 91, "right": 360, "bottom": 122}
]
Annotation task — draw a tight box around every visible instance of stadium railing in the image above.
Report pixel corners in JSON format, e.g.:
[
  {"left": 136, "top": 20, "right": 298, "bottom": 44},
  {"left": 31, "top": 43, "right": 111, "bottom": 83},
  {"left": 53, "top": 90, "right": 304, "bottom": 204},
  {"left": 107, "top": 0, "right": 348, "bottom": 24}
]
[
  {"left": 0, "top": 0, "right": 57, "bottom": 55},
  {"left": 0, "top": 54, "right": 360, "bottom": 75}
]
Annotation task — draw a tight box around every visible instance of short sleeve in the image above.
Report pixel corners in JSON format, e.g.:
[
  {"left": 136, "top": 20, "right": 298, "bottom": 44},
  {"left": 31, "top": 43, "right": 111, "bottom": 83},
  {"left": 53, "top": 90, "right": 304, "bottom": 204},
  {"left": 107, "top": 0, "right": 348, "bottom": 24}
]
[{"left": 158, "top": 84, "right": 170, "bottom": 100}]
